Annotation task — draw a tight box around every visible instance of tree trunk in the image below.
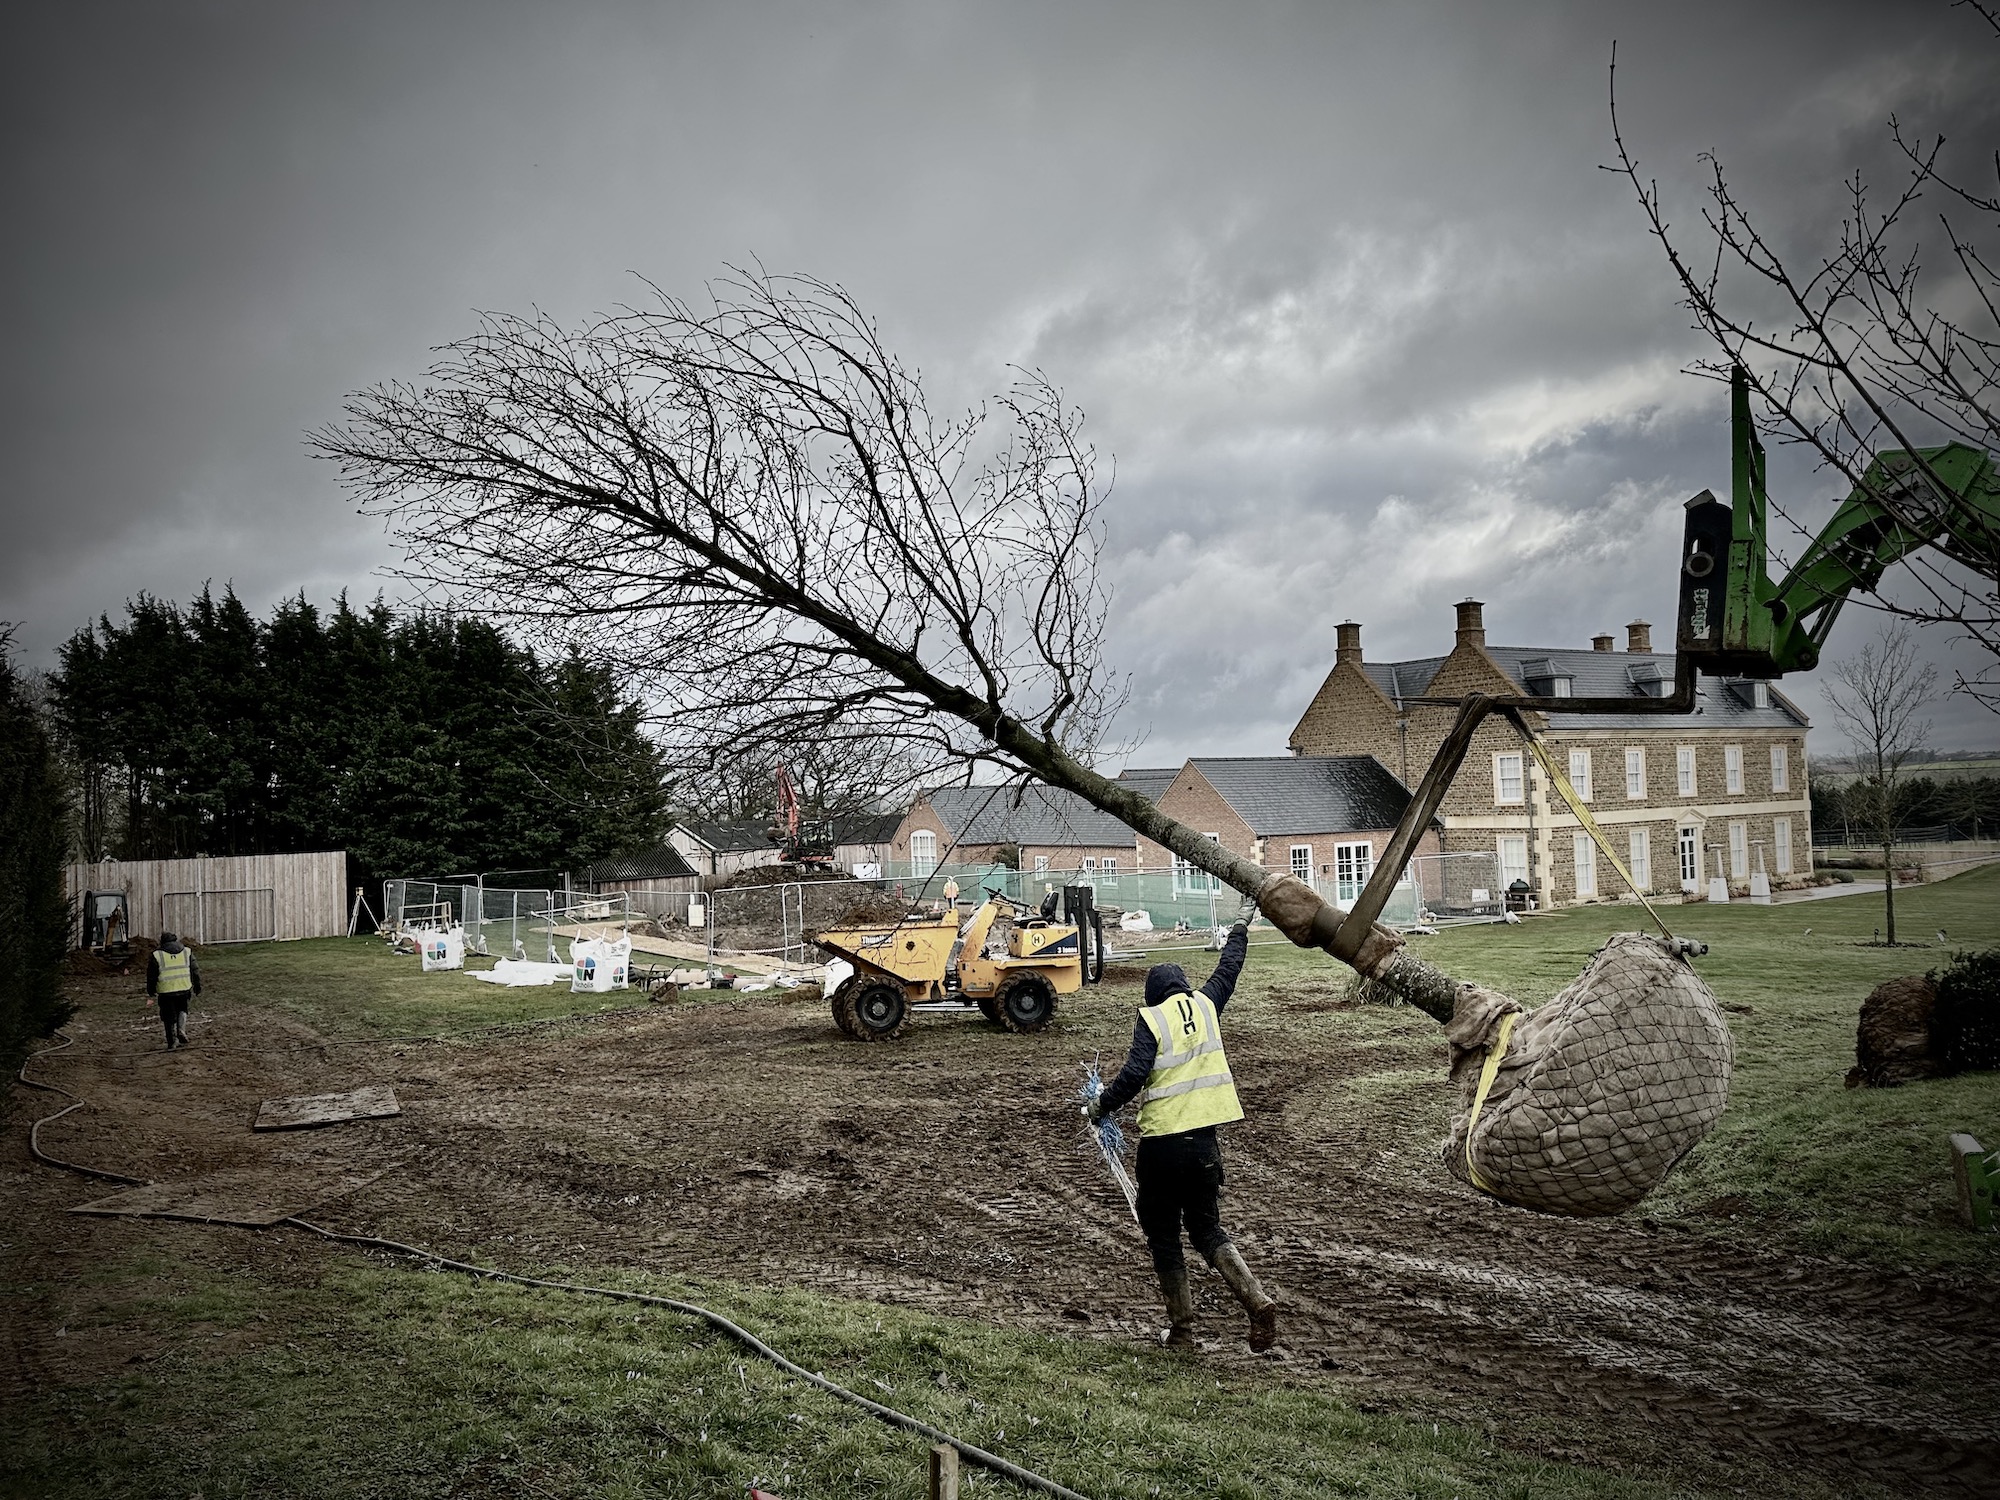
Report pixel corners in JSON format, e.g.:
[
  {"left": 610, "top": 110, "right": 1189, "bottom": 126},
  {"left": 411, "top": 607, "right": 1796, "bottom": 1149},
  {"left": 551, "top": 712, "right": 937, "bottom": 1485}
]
[{"left": 1883, "top": 838, "right": 1897, "bottom": 944}]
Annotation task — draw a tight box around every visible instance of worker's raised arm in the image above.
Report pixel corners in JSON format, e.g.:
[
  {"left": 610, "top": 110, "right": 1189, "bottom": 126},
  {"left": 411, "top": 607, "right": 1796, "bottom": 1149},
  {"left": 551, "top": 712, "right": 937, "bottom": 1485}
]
[{"left": 1201, "top": 921, "right": 1250, "bottom": 1012}]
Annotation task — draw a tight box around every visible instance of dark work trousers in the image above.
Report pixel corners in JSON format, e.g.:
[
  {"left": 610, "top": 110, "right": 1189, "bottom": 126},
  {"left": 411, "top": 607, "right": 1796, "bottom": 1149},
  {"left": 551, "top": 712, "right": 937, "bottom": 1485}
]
[
  {"left": 1135, "top": 1129, "right": 1230, "bottom": 1275},
  {"left": 158, "top": 995, "right": 189, "bottom": 1046}
]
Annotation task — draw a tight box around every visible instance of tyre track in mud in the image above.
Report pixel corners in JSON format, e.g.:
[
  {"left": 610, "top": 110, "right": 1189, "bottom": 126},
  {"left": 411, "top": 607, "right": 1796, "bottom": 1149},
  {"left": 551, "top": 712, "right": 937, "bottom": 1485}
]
[{"left": 15, "top": 979, "right": 1999, "bottom": 1497}]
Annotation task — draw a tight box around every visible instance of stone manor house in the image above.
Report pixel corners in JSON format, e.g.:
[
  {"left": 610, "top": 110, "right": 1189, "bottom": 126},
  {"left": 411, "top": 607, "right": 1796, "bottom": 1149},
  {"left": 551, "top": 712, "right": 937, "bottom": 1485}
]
[{"left": 1288, "top": 600, "right": 1814, "bottom": 907}]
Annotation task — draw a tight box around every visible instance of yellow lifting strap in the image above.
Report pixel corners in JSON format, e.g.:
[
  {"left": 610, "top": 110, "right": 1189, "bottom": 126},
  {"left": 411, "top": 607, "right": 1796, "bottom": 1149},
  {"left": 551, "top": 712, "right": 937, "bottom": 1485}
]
[
  {"left": 1463, "top": 1010, "right": 1519, "bottom": 1195},
  {"left": 1516, "top": 729, "right": 1677, "bottom": 944}
]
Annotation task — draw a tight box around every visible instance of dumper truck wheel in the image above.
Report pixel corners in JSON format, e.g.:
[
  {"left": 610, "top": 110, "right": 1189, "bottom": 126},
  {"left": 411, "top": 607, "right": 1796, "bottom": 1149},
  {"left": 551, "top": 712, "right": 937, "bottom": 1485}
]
[
  {"left": 829, "top": 977, "right": 861, "bottom": 1038},
  {"left": 976, "top": 994, "right": 1003, "bottom": 1026},
  {"left": 846, "top": 980, "right": 911, "bottom": 1042},
  {"left": 996, "top": 973, "right": 1057, "bottom": 1034}
]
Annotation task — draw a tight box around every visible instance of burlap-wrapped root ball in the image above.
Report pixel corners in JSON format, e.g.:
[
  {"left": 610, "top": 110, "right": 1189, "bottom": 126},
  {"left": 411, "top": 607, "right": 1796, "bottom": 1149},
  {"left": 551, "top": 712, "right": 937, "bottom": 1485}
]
[{"left": 1442, "top": 932, "right": 1734, "bottom": 1216}]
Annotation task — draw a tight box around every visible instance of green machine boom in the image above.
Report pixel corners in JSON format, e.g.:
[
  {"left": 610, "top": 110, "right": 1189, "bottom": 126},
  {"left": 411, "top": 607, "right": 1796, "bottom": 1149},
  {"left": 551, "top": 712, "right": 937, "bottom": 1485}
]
[{"left": 1681, "top": 366, "right": 2000, "bottom": 679}]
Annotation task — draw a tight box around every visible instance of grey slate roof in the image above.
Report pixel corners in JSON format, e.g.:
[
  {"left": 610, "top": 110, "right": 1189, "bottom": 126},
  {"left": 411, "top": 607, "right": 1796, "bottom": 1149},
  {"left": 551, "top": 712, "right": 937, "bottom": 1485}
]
[
  {"left": 925, "top": 784, "right": 1137, "bottom": 848},
  {"left": 1362, "top": 649, "right": 1809, "bottom": 731},
  {"left": 577, "top": 846, "right": 699, "bottom": 883},
  {"left": 828, "top": 812, "right": 901, "bottom": 845},
  {"left": 674, "top": 819, "right": 776, "bottom": 852},
  {"left": 1115, "top": 767, "right": 1180, "bottom": 803},
  {"left": 1187, "top": 756, "right": 1418, "bottom": 835}
]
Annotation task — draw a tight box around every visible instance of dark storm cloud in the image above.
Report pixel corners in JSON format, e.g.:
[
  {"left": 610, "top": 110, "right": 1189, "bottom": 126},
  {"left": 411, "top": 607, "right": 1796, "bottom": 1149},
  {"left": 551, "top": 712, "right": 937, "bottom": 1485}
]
[{"left": 3, "top": 0, "right": 1994, "bottom": 761}]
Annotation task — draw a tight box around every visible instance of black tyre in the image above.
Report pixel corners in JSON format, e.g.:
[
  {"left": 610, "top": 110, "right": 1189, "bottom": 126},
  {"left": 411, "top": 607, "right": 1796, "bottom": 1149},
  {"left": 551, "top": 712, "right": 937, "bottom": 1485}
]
[
  {"left": 996, "top": 973, "right": 1057, "bottom": 1034},
  {"left": 975, "top": 993, "right": 1003, "bottom": 1026},
  {"left": 846, "top": 980, "right": 911, "bottom": 1042},
  {"left": 829, "top": 977, "right": 860, "bottom": 1038}
]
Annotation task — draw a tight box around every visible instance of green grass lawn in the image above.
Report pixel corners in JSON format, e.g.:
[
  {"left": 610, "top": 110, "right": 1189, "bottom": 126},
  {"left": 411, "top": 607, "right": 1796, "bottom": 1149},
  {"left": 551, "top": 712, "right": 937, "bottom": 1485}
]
[
  {"left": 5, "top": 1244, "right": 1811, "bottom": 1500},
  {"left": 196, "top": 934, "right": 681, "bottom": 1037}
]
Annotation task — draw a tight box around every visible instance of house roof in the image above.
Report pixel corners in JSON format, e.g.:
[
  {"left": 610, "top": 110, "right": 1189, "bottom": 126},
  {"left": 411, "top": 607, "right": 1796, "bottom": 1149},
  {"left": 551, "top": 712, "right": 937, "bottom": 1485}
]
[
  {"left": 577, "top": 846, "right": 699, "bottom": 883},
  {"left": 828, "top": 812, "right": 901, "bottom": 845},
  {"left": 1115, "top": 767, "right": 1180, "bottom": 803},
  {"left": 923, "top": 784, "right": 1137, "bottom": 849},
  {"left": 1362, "top": 649, "right": 1809, "bottom": 731},
  {"left": 673, "top": 819, "right": 777, "bottom": 852},
  {"left": 1186, "top": 756, "right": 1418, "bottom": 836}
]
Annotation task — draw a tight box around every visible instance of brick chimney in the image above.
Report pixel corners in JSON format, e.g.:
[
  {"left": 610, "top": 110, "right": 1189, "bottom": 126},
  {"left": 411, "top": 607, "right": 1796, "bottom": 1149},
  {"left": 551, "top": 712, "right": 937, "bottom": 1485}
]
[
  {"left": 1626, "top": 620, "right": 1653, "bottom": 653},
  {"left": 1454, "top": 598, "right": 1485, "bottom": 648},
  {"left": 1335, "top": 620, "right": 1363, "bottom": 666},
  {"left": 1592, "top": 633, "right": 1616, "bottom": 652}
]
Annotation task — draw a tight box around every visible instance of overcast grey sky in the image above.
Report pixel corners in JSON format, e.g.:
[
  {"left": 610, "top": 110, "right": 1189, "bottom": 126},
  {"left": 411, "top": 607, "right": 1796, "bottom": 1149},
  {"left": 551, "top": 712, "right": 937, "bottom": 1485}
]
[{"left": 4, "top": 0, "right": 1996, "bottom": 765}]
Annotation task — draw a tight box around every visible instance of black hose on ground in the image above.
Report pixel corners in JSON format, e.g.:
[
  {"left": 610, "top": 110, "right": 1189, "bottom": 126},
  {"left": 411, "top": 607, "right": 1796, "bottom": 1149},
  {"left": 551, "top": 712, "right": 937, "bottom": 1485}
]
[{"left": 18, "top": 1028, "right": 1095, "bottom": 1500}]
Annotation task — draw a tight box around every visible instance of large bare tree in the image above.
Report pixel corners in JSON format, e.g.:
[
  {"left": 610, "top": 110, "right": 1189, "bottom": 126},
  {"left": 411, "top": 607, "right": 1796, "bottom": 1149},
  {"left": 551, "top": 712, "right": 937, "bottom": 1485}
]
[
  {"left": 1824, "top": 625, "right": 1938, "bottom": 944},
  {"left": 1607, "top": 9, "right": 2000, "bottom": 709},
  {"left": 311, "top": 269, "right": 1439, "bottom": 1006}
]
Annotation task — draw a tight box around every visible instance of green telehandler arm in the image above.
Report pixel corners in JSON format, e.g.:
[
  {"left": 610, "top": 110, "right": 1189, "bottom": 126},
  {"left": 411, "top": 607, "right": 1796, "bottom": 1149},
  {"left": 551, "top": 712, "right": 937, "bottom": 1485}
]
[{"left": 1689, "top": 366, "right": 2000, "bottom": 677}]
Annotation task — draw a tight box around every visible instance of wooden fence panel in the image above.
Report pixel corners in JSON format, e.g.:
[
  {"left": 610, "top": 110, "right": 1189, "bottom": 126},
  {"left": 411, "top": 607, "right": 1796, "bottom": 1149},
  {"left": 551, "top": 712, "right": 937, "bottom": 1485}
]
[{"left": 66, "top": 851, "right": 348, "bottom": 945}]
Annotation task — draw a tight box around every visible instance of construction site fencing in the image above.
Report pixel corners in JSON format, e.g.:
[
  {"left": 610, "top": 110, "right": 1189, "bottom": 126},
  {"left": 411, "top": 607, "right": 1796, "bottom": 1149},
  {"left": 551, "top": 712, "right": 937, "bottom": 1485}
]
[
  {"left": 750, "top": 860, "right": 1425, "bottom": 949},
  {"left": 1408, "top": 851, "right": 1507, "bottom": 925},
  {"left": 384, "top": 879, "right": 638, "bottom": 962}
]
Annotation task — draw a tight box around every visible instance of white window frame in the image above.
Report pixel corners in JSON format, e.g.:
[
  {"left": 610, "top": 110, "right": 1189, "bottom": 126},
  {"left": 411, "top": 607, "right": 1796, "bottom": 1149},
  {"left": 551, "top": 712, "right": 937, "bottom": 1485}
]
[
  {"left": 1333, "top": 841, "right": 1374, "bottom": 904},
  {"left": 1728, "top": 820, "right": 1748, "bottom": 878},
  {"left": 910, "top": 829, "right": 938, "bottom": 878},
  {"left": 1099, "top": 856, "right": 1117, "bottom": 877},
  {"left": 1079, "top": 857, "right": 1096, "bottom": 873},
  {"left": 1550, "top": 677, "right": 1572, "bottom": 698},
  {"left": 1773, "top": 817, "right": 1792, "bottom": 875},
  {"left": 1752, "top": 681, "right": 1770, "bottom": 709},
  {"left": 1174, "top": 834, "right": 1222, "bottom": 894},
  {"left": 1497, "top": 836, "right": 1529, "bottom": 888},
  {"left": 1624, "top": 747, "right": 1646, "bottom": 800},
  {"left": 1725, "top": 745, "right": 1744, "bottom": 795},
  {"left": 1494, "top": 752, "right": 1525, "bottom": 806},
  {"left": 1572, "top": 833, "right": 1597, "bottom": 897},
  {"left": 1567, "top": 748, "right": 1593, "bottom": 801},
  {"left": 1770, "top": 743, "right": 1790, "bottom": 793},
  {"left": 1033, "top": 854, "right": 1050, "bottom": 874},
  {"left": 1676, "top": 746, "right": 1696, "bottom": 797},
  {"left": 1678, "top": 826, "right": 1699, "bottom": 891},
  {"left": 1290, "top": 843, "right": 1314, "bottom": 886},
  {"left": 1628, "top": 827, "right": 1651, "bottom": 891}
]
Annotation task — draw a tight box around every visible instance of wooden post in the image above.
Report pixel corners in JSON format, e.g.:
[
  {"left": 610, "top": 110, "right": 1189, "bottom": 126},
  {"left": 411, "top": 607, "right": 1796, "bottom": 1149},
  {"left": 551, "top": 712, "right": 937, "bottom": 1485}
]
[{"left": 928, "top": 1442, "right": 960, "bottom": 1500}]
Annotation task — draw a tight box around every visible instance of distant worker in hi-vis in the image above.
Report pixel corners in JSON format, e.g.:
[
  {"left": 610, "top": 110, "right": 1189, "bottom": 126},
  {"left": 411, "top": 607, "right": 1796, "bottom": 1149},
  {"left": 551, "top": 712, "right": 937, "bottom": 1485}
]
[
  {"left": 1085, "top": 901, "right": 1276, "bottom": 1350},
  {"left": 147, "top": 930, "right": 201, "bottom": 1050}
]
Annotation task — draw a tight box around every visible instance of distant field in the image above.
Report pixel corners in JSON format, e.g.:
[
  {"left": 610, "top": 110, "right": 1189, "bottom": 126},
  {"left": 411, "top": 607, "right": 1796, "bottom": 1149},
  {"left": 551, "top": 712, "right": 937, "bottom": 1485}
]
[{"left": 1812, "top": 754, "right": 2000, "bottom": 785}]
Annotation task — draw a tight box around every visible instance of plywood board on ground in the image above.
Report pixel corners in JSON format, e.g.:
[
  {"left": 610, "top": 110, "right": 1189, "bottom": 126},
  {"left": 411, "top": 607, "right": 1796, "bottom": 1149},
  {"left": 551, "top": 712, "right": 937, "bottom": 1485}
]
[
  {"left": 253, "top": 1084, "right": 400, "bottom": 1131},
  {"left": 70, "top": 1167, "right": 389, "bottom": 1227}
]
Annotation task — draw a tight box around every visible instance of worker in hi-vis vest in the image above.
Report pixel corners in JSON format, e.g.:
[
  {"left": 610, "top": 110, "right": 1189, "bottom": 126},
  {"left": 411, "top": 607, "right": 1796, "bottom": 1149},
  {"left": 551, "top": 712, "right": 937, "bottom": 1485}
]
[
  {"left": 146, "top": 930, "right": 201, "bottom": 1050},
  {"left": 1084, "top": 905, "right": 1276, "bottom": 1351}
]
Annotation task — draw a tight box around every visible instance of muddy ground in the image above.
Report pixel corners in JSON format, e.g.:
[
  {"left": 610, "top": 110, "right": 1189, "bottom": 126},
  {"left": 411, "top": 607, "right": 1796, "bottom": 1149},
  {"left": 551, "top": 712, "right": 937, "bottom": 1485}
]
[{"left": 6, "top": 962, "right": 1998, "bottom": 1497}]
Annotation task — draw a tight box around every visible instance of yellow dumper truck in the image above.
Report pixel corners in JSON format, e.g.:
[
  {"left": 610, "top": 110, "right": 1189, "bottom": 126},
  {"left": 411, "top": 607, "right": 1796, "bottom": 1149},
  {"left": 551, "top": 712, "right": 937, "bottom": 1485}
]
[{"left": 813, "top": 885, "right": 1107, "bottom": 1041}]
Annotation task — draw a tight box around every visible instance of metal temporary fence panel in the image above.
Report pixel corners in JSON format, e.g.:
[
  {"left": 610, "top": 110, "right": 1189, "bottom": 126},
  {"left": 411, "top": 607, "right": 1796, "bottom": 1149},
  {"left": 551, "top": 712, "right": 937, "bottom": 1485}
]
[{"left": 1409, "top": 852, "right": 1506, "bottom": 924}]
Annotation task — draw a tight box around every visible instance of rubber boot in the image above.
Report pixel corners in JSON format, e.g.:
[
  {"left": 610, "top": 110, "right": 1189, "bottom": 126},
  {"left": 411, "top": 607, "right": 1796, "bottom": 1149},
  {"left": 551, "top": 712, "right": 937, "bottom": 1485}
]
[
  {"left": 1211, "top": 1243, "right": 1278, "bottom": 1352},
  {"left": 1159, "top": 1267, "right": 1196, "bottom": 1349}
]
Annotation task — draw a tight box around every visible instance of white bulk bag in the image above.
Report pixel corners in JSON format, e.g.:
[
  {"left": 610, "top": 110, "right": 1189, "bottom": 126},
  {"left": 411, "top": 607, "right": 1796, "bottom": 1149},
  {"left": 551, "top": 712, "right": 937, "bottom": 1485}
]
[
  {"left": 421, "top": 926, "right": 466, "bottom": 972},
  {"left": 570, "top": 936, "right": 632, "bottom": 992}
]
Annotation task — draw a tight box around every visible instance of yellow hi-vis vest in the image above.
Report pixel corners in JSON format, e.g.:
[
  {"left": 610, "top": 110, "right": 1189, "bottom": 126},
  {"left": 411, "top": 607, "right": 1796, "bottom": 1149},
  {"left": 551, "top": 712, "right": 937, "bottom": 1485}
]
[
  {"left": 155, "top": 947, "right": 192, "bottom": 995},
  {"left": 1136, "top": 989, "right": 1243, "bottom": 1137}
]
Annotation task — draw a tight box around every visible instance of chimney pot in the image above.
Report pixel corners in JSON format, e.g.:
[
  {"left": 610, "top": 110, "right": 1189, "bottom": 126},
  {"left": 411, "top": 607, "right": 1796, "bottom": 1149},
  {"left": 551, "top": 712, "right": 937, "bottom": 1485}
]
[
  {"left": 1454, "top": 598, "right": 1486, "bottom": 648},
  {"left": 1592, "top": 633, "right": 1616, "bottom": 653},
  {"left": 1626, "top": 620, "right": 1653, "bottom": 654},
  {"left": 1335, "top": 620, "right": 1363, "bottom": 665}
]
